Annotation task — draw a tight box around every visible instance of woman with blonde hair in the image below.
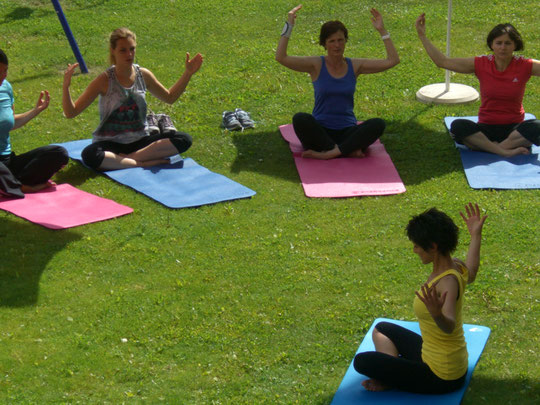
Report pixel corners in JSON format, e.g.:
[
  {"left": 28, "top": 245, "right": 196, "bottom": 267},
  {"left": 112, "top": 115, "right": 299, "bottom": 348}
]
[{"left": 63, "top": 28, "right": 203, "bottom": 170}]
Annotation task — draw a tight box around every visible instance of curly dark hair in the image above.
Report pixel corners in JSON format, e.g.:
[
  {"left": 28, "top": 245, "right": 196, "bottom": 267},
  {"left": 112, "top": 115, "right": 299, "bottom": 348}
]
[
  {"left": 487, "top": 23, "right": 524, "bottom": 51},
  {"left": 319, "top": 20, "right": 348, "bottom": 47},
  {"left": 406, "top": 208, "right": 459, "bottom": 255}
]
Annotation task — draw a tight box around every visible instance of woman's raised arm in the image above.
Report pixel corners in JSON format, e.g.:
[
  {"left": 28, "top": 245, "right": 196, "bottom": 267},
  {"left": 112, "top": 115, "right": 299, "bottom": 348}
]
[{"left": 416, "top": 13, "right": 475, "bottom": 74}]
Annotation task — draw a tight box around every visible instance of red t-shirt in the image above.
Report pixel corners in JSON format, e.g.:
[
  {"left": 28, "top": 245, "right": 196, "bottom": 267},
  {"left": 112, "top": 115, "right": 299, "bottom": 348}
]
[{"left": 475, "top": 55, "right": 533, "bottom": 124}]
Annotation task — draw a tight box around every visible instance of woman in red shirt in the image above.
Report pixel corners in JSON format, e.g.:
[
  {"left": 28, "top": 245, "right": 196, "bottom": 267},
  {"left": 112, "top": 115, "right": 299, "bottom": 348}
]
[{"left": 416, "top": 14, "right": 540, "bottom": 157}]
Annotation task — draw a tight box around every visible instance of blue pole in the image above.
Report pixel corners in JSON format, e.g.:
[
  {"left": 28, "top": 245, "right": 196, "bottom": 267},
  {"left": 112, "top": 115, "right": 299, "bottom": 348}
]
[{"left": 51, "top": 0, "right": 88, "bottom": 73}]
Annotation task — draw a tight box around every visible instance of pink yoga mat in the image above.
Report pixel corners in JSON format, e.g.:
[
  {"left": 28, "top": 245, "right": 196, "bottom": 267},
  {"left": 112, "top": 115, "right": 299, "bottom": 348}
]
[
  {"left": 0, "top": 184, "right": 133, "bottom": 229},
  {"left": 279, "top": 124, "right": 406, "bottom": 197}
]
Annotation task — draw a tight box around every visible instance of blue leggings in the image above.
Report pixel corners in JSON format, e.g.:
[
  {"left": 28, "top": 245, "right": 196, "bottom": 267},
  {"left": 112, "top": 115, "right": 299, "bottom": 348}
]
[{"left": 353, "top": 321, "right": 466, "bottom": 394}]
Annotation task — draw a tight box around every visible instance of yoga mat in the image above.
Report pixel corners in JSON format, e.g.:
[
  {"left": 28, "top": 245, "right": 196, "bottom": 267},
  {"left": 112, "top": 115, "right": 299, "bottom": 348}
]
[
  {"left": 279, "top": 124, "right": 405, "bottom": 197},
  {"left": 330, "top": 318, "right": 491, "bottom": 405},
  {"left": 0, "top": 183, "right": 133, "bottom": 229},
  {"left": 444, "top": 114, "right": 540, "bottom": 189},
  {"left": 56, "top": 139, "right": 256, "bottom": 208}
]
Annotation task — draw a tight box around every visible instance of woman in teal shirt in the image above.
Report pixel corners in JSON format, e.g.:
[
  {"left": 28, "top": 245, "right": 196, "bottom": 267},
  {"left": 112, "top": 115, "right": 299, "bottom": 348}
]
[{"left": 0, "top": 49, "right": 68, "bottom": 198}]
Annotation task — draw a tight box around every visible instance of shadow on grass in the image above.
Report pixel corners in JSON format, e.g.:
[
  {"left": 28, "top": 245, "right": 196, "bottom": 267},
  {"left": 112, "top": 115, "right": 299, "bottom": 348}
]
[
  {"left": 3, "top": 7, "right": 34, "bottom": 21},
  {"left": 53, "top": 161, "right": 99, "bottom": 187},
  {"left": 316, "top": 375, "right": 539, "bottom": 404},
  {"left": 0, "top": 218, "right": 81, "bottom": 307},
  {"left": 8, "top": 71, "right": 58, "bottom": 85},
  {"left": 230, "top": 130, "right": 300, "bottom": 183},
  {"left": 2, "top": 6, "right": 54, "bottom": 23},
  {"left": 229, "top": 120, "right": 462, "bottom": 187}
]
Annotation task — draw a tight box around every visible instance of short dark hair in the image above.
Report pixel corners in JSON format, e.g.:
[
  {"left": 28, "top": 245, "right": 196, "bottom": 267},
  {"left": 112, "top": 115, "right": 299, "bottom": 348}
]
[
  {"left": 0, "top": 49, "right": 8, "bottom": 65},
  {"left": 487, "top": 23, "right": 524, "bottom": 51},
  {"left": 319, "top": 20, "right": 348, "bottom": 47},
  {"left": 406, "top": 208, "right": 459, "bottom": 255}
]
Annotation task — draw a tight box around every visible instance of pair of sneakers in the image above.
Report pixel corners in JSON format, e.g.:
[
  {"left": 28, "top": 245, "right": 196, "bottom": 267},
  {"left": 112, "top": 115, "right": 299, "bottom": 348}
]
[
  {"left": 222, "top": 108, "right": 255, "bottom": 131},
  {"left": 147, "top": 113, "right": 177, "bottom": 136}
]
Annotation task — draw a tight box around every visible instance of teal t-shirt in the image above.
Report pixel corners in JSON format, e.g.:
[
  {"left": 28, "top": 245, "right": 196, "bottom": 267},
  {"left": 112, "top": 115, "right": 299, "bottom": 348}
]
[{"left": 0, "top": 80, "right": 15, "bottom": 156}]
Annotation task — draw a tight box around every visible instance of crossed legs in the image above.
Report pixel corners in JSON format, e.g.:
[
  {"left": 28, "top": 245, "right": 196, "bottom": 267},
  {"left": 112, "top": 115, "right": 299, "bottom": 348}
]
[
  {"left": 451, "top": 119, "right": 540, "bottom": 157},
  {"left": 82, "top": 131, "right": 192, "bottom": 171},
  {"left": 292, "top": 113, "right": 385, "bottom": 159}
]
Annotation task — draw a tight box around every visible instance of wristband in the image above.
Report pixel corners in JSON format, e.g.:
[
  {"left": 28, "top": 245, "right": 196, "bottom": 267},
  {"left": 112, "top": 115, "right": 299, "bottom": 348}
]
[
  {"left": 281, "top": 21, "right": 293, "bottom": 38},
  {"left": 381, "top": 33, "right": 391, "bottom": 41}
]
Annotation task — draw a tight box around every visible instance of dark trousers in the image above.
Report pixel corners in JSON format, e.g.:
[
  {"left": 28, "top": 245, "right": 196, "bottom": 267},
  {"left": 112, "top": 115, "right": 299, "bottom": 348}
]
[
  {"left": 0, "top": 145, "right": 69, "bottom": 198},
  {"left": 82, "top": 131, "right": 193, "bottom": 170},
  {"left": 450, "top": 118, "right": 540, "bottom": 145},
  {"left": 292, "top": 112, "right": 385, "bottom": 155},
  {"left": 353, "top": 321, "right": 466, "bottom": 394}
]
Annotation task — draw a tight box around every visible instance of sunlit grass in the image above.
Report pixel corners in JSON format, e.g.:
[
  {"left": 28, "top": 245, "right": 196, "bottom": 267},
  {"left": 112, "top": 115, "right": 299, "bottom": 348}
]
[{"left": 0, "top": 0, "right": 538, "bottom": 403}]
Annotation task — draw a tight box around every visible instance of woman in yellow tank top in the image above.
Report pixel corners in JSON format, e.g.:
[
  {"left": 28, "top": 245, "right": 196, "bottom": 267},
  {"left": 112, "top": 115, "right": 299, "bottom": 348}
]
[{"left": 354, "top": 203, "right": 487, "bottom": 393}]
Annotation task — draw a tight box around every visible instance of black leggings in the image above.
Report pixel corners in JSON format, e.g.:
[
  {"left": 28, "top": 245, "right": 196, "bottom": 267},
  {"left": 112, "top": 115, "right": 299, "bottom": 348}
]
[
  {"left": 292, "top": 112, "right": 385, "bottom": 155},
  {"left": 0, "top": 145, "right": 69, "bottom": 198},
  {"left": 82, "top": 131, "right": 192, "bottom": 170},
  {"left": 353, "top": 322, "right": 466, "bottom": 394},
  {"left": 450, "top": 118, "right": 540, "bottom": 145}
]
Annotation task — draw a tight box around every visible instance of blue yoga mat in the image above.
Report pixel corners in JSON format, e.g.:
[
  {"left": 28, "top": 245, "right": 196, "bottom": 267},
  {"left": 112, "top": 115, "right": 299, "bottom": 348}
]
[
  {"left": 56, "top": 139, "right": 256, "bottom": 208},
  {"left": 330, "top": 318, "right": 490, "bottom": 405},
  {"left": 444, "top": 115, "right": 540, "bottom": 189}
]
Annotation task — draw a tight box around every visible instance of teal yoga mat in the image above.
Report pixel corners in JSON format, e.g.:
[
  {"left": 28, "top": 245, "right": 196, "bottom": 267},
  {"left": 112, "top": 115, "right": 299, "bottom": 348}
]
[
  {"left": 55, "top": 139, "right": 256, "bottom": 208},
  {"left": 331, "top": 318, "right": 490, "bottom": 405},
  {"left": 444, "top": 114, "right": 540, "bottom": 189}
]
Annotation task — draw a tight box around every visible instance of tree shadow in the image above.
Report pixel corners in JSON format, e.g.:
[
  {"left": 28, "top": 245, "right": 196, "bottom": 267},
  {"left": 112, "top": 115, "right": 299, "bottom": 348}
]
[
  {"left": 0, "top": 217, "right": 81, "bottom": 307},
  {"left": 229, "top": 120, "right": 463, "bottom": 187},
  {"left": 3, "top": 7, "right": 34, "bottom": 21},
  {"left": 315, "top": 375, "right": 539, "bottom": 404},
  {"left": 2, "top": 6, "right": 54, "bottom": 23},
  {"left": 8, "top": 71, "right": 58, "bottom": 85}
]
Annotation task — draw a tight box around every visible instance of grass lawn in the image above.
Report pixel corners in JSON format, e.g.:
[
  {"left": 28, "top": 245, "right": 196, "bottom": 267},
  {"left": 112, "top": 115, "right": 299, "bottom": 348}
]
[{"left": 1, "top": 0, "right": 538, "bottom": 403}]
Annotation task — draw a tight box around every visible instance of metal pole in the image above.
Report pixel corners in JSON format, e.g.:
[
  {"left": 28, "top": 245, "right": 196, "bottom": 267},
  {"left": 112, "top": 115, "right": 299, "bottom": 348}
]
[
  {"left": 445, "top": 0, "right": 452, "bottom": 91},
  {"left": 51, "top": 0, "right": 88, "bottom": 73}
]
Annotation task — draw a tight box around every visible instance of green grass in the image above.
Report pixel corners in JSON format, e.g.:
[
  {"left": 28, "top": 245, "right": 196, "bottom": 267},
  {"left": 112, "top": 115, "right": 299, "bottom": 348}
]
[{"left": 1, "top": 0, "right": 539, "bottom": 403}]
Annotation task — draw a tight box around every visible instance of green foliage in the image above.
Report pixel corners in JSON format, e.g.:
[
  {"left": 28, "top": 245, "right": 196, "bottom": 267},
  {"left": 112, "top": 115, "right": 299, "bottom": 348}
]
[{"left": 0, "top": 0, "right": 539, "bottom": 403}]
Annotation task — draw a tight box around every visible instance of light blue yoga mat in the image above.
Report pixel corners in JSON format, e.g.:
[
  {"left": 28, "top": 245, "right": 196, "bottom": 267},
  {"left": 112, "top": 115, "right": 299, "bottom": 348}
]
[
  {"left": 330, "top": 318, "right": 490, "bottom": 405},
  {"left": 56, "top": 139, "right": 256, "bottom": 208},
  {"left": 444, "top": 114, "right": 540, "bottom": 189}
]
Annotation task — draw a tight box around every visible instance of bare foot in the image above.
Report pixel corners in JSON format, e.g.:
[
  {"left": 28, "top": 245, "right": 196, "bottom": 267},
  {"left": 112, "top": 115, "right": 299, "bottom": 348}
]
[
  {"left": 347, "top": 149, "right": 366, "bottom": 158},
  {"left": 20, "top": 180, "right": 57, "bottom": 193},
  {"left": 501, "top": 147, "right": 530, "bottom": 157},
  {"left": 362, "top": 378, "right": 389, "bottom": 392},
  {"left": 138, "top": 158, "right": 170, "bottom": 168},
  {"left": 301, "top": 146, "right": 341, "bottom": 160}
]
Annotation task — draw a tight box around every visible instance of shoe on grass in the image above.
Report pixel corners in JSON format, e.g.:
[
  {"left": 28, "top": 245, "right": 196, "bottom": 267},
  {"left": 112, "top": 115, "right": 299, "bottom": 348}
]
[
  {"left": 146, "top": 113, "right": 160, "bottom": 136},
  {"left": 234, "top": 108, "right": 255, "bottom": 129},
  {"left": 222, "top": 111, "right": 242, "bottom": 131},
  {"left": 157, "top": 114, "right": 177, "bottom": 135}
]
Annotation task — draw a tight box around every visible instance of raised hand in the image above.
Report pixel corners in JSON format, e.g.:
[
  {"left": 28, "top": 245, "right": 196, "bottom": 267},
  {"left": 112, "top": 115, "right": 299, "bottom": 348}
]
[
  {"left": 460, "top": 203, "right": 487, "bottom": 238},
  {"left": 185, "top": 52, "right": 203, "bottom": 75},
  {"left": 415, "top": 281, "right": 446, "bottom": 318},
  {"left": 415, "top": 13, "right": 426, "bottom": 36},
  {"left": 63, "top": 63, "right": 79, "bottom": 87},
  {"left": 370, "top": 8, "right": 385, "bottom": 33},
  {"left": 34, "top": 90, "right": 50, "bottom": 113},
  {"left": 288, "top": 4, "right": 302, "bottom": 25}
]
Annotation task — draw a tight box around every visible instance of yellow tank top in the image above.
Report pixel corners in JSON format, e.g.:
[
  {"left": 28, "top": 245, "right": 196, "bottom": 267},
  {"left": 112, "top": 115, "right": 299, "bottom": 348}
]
[{"left": 413, "top": 264, "right": 468, "bottom": 380}]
